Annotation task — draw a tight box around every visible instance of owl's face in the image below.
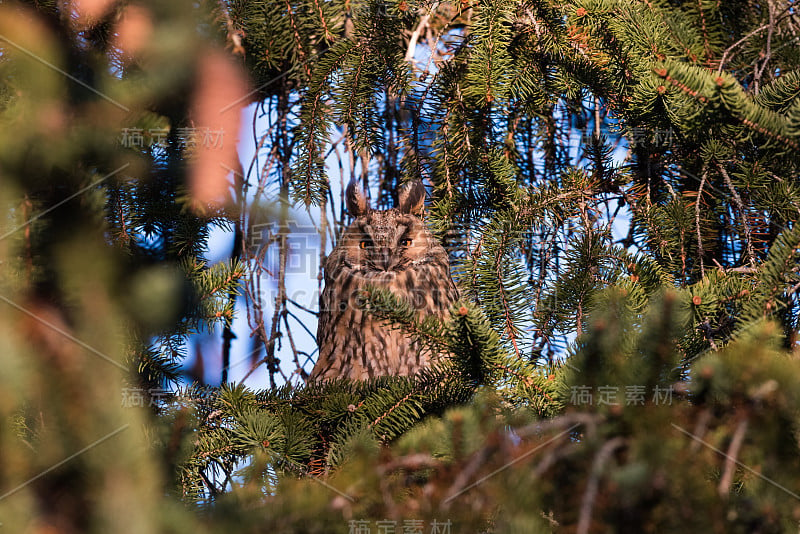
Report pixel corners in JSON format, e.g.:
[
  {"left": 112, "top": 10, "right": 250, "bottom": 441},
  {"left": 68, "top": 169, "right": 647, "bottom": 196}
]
[
  {"left": 338, "top": 210, "right": 433, "bottom": 275},
  {"left": 325, "top": 179, "right": 445, "bottom": 283}
]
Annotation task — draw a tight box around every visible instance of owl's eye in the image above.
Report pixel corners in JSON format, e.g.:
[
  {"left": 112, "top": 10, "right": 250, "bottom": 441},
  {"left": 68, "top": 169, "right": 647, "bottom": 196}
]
[
  {"left": 359, "top": 240, "right": 370, "bottom": 249},
  {"left": 399, "top": 238, "right": 413, "bottom": 247}
]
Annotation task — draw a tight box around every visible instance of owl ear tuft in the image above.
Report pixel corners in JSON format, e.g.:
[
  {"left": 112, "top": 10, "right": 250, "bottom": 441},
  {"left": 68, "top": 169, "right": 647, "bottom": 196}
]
[
  {"left": 345, "top": 179, "right": 369, "bottom": 217},
  {"left": 398, "top": 180, "right": 426, "bottom": 215}
]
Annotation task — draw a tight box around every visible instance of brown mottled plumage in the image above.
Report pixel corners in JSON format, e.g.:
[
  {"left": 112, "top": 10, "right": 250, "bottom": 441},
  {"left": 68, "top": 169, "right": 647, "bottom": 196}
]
[{"left": 310, "top": 180, "right": 458, "bottom": 381}]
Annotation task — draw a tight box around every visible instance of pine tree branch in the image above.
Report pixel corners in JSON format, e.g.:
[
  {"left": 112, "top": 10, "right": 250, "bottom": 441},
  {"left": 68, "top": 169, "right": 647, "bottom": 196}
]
[
  {"left": 718, "top": 417, "right": 748, "bottom": 497},
  {"left": 695, "top": 168, "right": 708, "bottom": 277},
  {"left": 717, "top": 163, "right": 755, "bottom": 266},
  {"left": 284, "top": 0, "right": 311, "bottom": 78},
  {"left": 405, "top": 11, "right": 431, "bottom": 62},
  {"left": 576, "top": 437, "right": 626, "bottom": 534}
]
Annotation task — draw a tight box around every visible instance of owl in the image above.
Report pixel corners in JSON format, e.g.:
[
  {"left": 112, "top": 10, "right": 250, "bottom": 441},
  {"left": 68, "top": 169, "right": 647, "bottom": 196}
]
[{"left": 310, "top": 180, "right": 458, "bottom": 381}]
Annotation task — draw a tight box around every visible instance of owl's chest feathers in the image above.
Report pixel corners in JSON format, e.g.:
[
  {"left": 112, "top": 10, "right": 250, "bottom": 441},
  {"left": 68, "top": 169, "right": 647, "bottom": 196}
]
[
  {"left": 315, "top": 267, "right": 432, "bottom": 378},
  {"left": 326, "top": 259, "right": 451, "bottom": 318},
  {"left": 313, "top": 248, "right": 456, "bottom": 380}
]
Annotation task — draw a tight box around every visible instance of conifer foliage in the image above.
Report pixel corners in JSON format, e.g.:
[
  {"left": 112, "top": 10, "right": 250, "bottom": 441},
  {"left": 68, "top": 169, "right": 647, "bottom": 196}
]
[{"left": 2, "top": 0, "right": 800, "bottom": 532}]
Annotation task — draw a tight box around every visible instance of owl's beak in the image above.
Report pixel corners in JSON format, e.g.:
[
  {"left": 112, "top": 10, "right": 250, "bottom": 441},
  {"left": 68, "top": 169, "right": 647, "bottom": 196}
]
[{"left": 375, "top": 247, "right": 393, "bottom": 271}]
